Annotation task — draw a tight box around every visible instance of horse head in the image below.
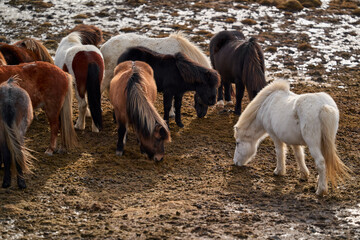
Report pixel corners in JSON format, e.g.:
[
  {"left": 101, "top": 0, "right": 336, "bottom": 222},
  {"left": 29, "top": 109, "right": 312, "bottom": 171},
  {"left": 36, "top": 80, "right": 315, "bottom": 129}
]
[
  {"left": 139, "top": 123, "right": 171, "bottom": 162},
  {"left": 175, "top": 52, "right": 220, "bottom": 108}
]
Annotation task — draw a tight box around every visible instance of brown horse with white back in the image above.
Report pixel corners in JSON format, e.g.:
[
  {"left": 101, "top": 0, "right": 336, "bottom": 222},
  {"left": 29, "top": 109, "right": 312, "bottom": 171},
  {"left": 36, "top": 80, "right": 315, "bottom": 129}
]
[
  {"left": 0, "top": 62, "right": 77, "bottom": 155},
  {"left": 0, "top": 38, "right": 54, "bottom": 65},
  {"left": 109, "top": 61, "right": 171, "bottom": 161}
]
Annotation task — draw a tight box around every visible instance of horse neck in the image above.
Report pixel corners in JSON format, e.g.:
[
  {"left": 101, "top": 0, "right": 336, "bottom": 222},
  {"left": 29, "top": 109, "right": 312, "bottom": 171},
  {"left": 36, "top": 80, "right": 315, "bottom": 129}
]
[{"left": 238, "top": 116, "right": 266, "bottom": 143}]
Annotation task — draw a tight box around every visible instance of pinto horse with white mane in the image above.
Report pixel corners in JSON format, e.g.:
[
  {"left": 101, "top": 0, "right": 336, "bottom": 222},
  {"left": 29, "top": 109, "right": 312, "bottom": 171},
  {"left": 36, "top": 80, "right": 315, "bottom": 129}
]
[
  {"left": 233, "top": 80, "right": 350, "bottom": 195},
  {"left": 0, "top": 77, "right": 34, "bottom": 189},
  {"left": 55, "top": 24, "right": 104, "bottom": 132},
  {"left": 0, "top": 62, "right": 77, "bottom": 155},
  {"left": 0, "top": 38, "right": 54, "bottom": 65},
  {"left": 109, "top": 61, "right": 171, "bottom": 161},
  {"left": 100, "top": 32, "right": 212, "bottom": 118},
  {"left": 117, "top": 47, "right": 220, "bottom": 128}
]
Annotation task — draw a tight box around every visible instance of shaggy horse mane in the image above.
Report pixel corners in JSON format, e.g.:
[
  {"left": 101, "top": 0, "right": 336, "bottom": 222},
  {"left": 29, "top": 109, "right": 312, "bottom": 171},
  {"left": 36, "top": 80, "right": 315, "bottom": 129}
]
[
  {"left": 70, "top": 24, "right": 103, "bottom": 47},
  {"left": 16, "top": 38, "right": 54, "bottom": 64},
  {"left": 235, "top": 80, "right": 289, "bottom": 135},
  {"left": 174, "top": 52, "right": 220, "bottom": 87},
  {"left": 0, "top": 52, "right": 6, "bottom": 65},
  {"left": 169, "top": 31, "right": 211, "bottom": 68},
  {"left": 125, "top": 64, "right": 170, "bottom": 140}
]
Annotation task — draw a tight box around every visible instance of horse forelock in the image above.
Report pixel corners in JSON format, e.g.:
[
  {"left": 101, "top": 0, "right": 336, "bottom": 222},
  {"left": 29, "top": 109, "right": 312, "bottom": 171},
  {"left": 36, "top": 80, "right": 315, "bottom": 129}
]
[{"left": 235, "top": 80, "right": 290, "bottom": 135}]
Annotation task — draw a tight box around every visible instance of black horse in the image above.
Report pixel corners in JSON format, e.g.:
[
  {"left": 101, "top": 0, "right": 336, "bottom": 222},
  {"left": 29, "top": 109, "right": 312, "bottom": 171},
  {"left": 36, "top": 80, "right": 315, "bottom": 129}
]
[
  {"left": 117, "top": 47, "right": 220, "bottom": 127},
  {"left": 210, "top": 30, "right": 267, "bottom": 115}
]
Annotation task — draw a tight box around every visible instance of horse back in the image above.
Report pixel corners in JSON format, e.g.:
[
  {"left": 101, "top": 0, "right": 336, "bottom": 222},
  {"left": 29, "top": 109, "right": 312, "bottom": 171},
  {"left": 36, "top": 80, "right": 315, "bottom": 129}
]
[{"left": 0, "top": 62, "right": 69, "bottom": 110}]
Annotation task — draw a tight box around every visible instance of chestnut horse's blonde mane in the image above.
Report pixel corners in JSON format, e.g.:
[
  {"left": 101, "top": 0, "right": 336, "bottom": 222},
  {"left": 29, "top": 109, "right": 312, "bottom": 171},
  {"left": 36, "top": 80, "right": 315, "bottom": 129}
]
[
  {"left": 18, "top": 38, "right": 54, "bottom": 64},
  {"left": 235, "top": 80, "right": 290, "bottom": 133},
  {"left": 126, "top": 65, "right": 170, "bottom": 141},
  {"left": 0, "top": 52, "right": 6, "bottom": 65}
]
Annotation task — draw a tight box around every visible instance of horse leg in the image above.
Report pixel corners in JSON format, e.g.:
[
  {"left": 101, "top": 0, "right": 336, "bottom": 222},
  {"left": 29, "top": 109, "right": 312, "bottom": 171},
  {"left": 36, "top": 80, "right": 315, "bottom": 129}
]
[
  {"left": 169, "top": 100, "right": 175, "bottom": 118},
  {"left": 291, "top": 145, "right": 309, "bottom": 181},
  {"left": 163, "top": 92, "right": 173, "bottom": 127},
  {"left": 1, "top": 148, "right": 11, "bottom": 188},
  {"left": 273, "top": 137, "right": 287, "bottom": 176},
  {"left": 234, "top": 81, "right": 245, "bottom": 115},
  {"left": 216, "top": 81, "right": 224, "bottom": 107},
  {"left": 224, "top": 81, "right": 233, "bottom": 104},
  {"left": 74, "top": 96, "right": 87, "bottom": 131},
  {"left": 16, "top": 161, "right": 26, "bottom": 189},
  {"left": 174, "top": 93, "right": 184, "bottom": 128},
  {"left": 45, "top": 119, "right": 60, "bottom": 155},
  {"left": 116, "top": 123, "right": 127, "bottom": 156},
  {"left": 308, "top": 146, "right": 328, "bottom": 195}
]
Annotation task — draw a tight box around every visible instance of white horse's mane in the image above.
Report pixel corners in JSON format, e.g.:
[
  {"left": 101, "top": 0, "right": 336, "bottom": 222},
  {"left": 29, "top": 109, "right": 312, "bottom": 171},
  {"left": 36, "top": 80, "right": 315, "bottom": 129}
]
[
  {"left": 67, "top": 32, "right": 82, "bottom": 44},
  {"left": 234, "top": 80, "right": 290, "bottom": 136},
  {"left": 169, "top": 31, "right": 211, "bottom": 68}
]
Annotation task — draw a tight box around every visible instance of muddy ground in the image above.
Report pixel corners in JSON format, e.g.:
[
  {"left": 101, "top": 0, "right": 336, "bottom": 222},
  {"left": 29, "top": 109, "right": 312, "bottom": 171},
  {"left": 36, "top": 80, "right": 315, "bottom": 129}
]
[{"left": 0, "top": 0, "right": 359, "bottom": 239}]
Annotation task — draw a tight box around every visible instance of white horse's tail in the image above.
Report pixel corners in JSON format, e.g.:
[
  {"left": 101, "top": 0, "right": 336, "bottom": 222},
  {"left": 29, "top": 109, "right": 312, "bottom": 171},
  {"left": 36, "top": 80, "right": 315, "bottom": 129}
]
[
  {"left": 170, "top": 32, "right": 211, "bottom": 68},
  {"left": 320, "top": 105, "right": 350, "bottom": 186}
]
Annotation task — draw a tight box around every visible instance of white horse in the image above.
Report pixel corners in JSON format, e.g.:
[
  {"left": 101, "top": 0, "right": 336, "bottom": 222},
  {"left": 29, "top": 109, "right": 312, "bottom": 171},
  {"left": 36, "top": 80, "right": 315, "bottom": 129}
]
[
  {"left": 55, "top": 26, "right": 104, "bottom": 132},
  {"left": 233, "top": 80, "right": 350, "bottom": 195},
  {"left": 100, "top": 32, "right": 211, "bottom": 93}
]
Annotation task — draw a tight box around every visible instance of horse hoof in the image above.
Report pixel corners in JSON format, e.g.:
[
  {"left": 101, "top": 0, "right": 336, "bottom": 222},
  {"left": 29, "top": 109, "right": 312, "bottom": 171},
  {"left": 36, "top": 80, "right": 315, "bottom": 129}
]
[
  {"left": 216, "top": 100, "right": 224, "bottom": 108},
  {"left": 2, "top": 181, "right": 11, "bottom": 188},
  {"left": 45, "top": 149, "right": 54, "bottom": 156},
  {"left": 273, "top": 168, "right": 286, "bottom": 176},
  {"left": 18, "top": 180, "right": 26, "bottom": 189},
  {"left": 176, "top": 122, "right": 184, "bottom": 128},
  {"left": 116, "top": 150, "right": 123, "bottom": 156},
  {"left": 92, "top": 127, "right": 100, "bottom": 133},
  {"left": 316, "top": 188, "right": 327, "bottom": 196}
]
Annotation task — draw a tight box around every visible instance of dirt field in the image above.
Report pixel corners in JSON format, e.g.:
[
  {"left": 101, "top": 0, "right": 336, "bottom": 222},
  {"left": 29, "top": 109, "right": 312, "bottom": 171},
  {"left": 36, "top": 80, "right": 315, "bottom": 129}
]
[{"left": 0, "top": 0, "right": 359, "bottom": 239}]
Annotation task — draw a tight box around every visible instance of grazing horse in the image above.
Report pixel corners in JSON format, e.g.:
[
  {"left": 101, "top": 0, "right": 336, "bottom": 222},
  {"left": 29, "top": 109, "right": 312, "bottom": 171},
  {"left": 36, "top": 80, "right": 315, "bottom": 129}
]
[
  {"left": 0, "top": 77, "right": 34, "bottom": 189},
  {"left": 55, "top": 24, "right": 104, "bottom": 132},
  {"left": 117, "top": 46, "right": 220, "bottom": 127},
  {"left": 210, "top": 30, "right": 267, "bottom": 115},
  {"left": 233, "top": 80, "right": 350, "bottom": 195},
  {"left": 0, "top": 62, "right": 77, "bottom": 155},
  {"left": 109, "top": 61, "right": 171, "bottom": 161},
  {"left": 0, "top": 38, "right": 54, "bottom": 65},
  {"left": 100, "top": 32, "right": 211, "bottom": 118}
]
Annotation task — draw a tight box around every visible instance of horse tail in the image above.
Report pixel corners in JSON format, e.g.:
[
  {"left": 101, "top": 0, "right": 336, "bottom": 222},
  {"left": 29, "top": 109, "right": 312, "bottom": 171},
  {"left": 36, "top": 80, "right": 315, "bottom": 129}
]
[
  {"left": 0, "top": 52, "right": 6, "bottom": 65},
  {"left": 19, "top": 39, "right": 54, "bottom": 64},
  {"left": 170, "top": 32, "right": 211, "bottom": 68},
  {"left": 86, "top": 62, "right": 103, "bottom": 130},
  {"left": 319, "top": 104, "right": 351, "bottom": 187},
  {"left": 60, "top": 73, "right": 78, "bottom": 150},
  {"left": 241, "top": 37, "right": 267, "bottom": 100}
]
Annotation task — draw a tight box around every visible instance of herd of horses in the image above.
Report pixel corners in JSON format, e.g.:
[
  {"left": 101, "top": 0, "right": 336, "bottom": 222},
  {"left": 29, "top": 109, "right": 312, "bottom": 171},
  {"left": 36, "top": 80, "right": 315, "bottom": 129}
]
[{"left": 0, "top": 24, "right": 350, "bottom": 195}]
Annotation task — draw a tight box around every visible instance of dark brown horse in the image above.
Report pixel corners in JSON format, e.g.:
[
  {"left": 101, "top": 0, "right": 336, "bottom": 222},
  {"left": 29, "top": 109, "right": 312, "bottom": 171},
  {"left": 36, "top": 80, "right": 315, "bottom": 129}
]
[
  {"left": 0, "top": 38, "right": 54, "bottom": 65},
  {"left": 117, "top": 47, "right": 220, "bottom": 127},
  {"left": 210, "top": 30, "right": 267, "bottom": 115},
  {"left": 0, "top": 77, "right": 34, "bottom": 189},
  {"left": 0, "top": 62, "right": 77, "bottom": 155},
  {"left": 109, "top": 61, "right": 171, "bottom": 161}
]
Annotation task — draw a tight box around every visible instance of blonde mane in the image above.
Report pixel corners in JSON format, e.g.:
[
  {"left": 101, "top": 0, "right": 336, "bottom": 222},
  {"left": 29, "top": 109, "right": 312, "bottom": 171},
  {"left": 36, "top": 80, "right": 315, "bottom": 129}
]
[
  {"left": 20, "top": 39, "right": 54, "bottom": 64},
  {"left": 67, "top": 32, "right": 82, "bottom": 44},
  {"left": 235, "top": 80, "right": 290, "bottom": 133},
  {"left": 170, "top": 32, "right": 211, "bottom": 68}
]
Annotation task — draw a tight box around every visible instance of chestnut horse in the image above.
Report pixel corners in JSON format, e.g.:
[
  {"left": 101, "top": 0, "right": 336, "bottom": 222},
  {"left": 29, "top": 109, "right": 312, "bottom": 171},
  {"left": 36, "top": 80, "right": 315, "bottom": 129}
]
[
  {"left": 0, "top": 38, "right": 54, "bottom": 65},
  {"left": 55, "top": 24, "right": 104, "bottom": 132},
  {"left": 0, "top": 62, "right": 77, "bottom": 155},
  {"left": 210, "top": 30, "right": 267, "bottom": 115},
  {"left": 117, "top": 47, "right": 220, "bottom": 127},
  {"left": 109, "top": 61, "right": 171, "bottom": 161},
  {"left": 0, "top": 77, "right": 34, "bottom": 189}
]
